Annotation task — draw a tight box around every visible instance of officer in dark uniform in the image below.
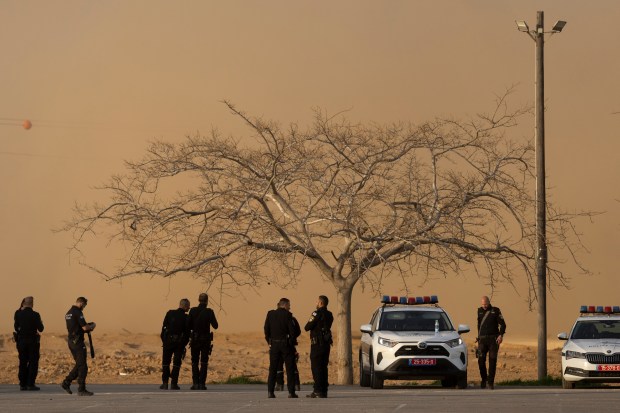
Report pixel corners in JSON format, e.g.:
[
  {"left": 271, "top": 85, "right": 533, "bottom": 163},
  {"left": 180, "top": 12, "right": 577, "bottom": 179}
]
[
  {"left": 14, "top": 296, "right": 44, "bottom": 391},
  {"left": 275, "top": 311, "right": 301, "bottom": 391},
  {"left": 187, "top": 293, "right": 218, "bottom": 390},
  {"left": 477, "top": 295, "right": 507, "bottom": 390},
  {"left": 304, "top": 295, "right": 333, "bottom": 398},
  {"left": 160, "top": 298, "right": 190, "bottom": 390},
  {"left": 61, "top": 297, "right": 96, "bottom": 396},
  {"left": 264, "top": 297, "right": 298, "bottom": 399}
]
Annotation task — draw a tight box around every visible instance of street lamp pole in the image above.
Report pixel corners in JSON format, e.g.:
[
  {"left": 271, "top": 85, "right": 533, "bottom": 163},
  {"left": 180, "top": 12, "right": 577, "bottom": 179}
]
[{"left": 516, "top": 11, "right": 566, "bottom": 381}]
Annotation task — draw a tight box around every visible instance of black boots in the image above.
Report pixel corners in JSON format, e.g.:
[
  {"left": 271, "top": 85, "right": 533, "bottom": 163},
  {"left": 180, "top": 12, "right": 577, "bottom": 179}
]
[{"left": 61, "top": 381, "right": 72, "bottom": 394}]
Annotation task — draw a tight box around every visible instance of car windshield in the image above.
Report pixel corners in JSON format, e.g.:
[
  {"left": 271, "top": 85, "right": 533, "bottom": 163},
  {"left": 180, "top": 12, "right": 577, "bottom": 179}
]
[
  {"left": 571, "top": 320, "right": 620, "bottom": 339},
  {"left": 379, "top": 310, "right": 454, "bottom": 332}
]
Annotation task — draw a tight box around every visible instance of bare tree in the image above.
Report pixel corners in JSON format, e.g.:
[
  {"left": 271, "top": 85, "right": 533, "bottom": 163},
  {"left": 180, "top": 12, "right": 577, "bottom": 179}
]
[{"left": 61, "top": 91, "right": 588, "bottom": 384}]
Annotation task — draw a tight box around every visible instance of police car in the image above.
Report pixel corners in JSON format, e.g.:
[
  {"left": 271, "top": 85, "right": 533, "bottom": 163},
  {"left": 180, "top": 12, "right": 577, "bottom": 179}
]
[
  {"left": 359, "top": 295, "right": 470, "bottom": 389},
  {"left": 558, "top": 305, "right": 620, "bottom": 389}
]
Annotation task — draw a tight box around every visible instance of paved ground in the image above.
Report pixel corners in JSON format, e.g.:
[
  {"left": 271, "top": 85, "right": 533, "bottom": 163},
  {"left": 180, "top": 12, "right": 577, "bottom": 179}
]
[{"left": 1, "top": 384, "right": 619, "bottom": 413}]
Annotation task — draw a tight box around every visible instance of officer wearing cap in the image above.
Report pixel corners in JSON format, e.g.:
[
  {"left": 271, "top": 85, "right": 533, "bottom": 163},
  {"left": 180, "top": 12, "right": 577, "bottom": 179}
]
[
  {"left": 14, "top": 296, "right": 44, "bottom": 391},
  {"left": 264, "top": 298, "right": 298, "bottom": 399},
  {"left": 160, "top": 298, "right": 191, "bottom": 390},
  {"left": 61, "top": 297, "right": 96, "bottom": 396},
  {"left": 305, "top": 295, "right": 333, "bottom": 398},
  {"left": 477, "top": 295, "right": 506, "bottom": 390},
  {"left": 187, "top": 293, "right": 218, "bottom": 390}
]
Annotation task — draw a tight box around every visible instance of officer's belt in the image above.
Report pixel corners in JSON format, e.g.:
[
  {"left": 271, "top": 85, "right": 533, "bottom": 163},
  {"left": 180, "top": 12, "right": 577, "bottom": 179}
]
[
  {"left": 478, "top": 335, "right": 498, "bottom": 338},
  {"left": 270, "top": 338, "right": 288, "bottom": 342}
]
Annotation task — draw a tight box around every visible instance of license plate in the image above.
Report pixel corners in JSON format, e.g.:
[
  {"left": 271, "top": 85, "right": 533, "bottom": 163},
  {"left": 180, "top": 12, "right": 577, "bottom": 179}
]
[
  {"left": 408, "top": 358, "right": 436, "bottom": 366},
  {"left": 597, "top": 365, "right": 620, "bottom": 371}
]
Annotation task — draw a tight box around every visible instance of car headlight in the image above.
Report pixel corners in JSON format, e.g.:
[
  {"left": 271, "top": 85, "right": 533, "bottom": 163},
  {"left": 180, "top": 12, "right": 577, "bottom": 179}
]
[
  {"left": 565, "top": 350, "right": 586, "bottom": 360},
  {"left": 446, "top": 338, "right": 463, "bottom": 348},
  {"left": 377, "top": 337, "right": 398, "bottom": 348}
]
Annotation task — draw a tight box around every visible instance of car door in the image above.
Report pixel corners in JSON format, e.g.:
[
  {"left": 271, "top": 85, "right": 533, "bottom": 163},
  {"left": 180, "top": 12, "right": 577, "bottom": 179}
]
[{"left": 360, "top": 308, "right": 381, "bottom": 368}]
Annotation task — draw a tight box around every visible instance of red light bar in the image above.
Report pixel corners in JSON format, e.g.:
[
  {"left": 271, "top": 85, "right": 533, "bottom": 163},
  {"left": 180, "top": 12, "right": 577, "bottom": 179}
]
[
  {"left": 380, "top": 295, "right": 439, "bottom": 305},
  {"left": 580, "top": 305, "right": 620, "bottom": 314}
]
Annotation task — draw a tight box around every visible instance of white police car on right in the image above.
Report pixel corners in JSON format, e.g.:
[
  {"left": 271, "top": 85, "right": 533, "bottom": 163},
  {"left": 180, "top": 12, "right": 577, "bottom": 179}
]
[{"left": 558, "top": 305, "right": 620, "bottom": 389}]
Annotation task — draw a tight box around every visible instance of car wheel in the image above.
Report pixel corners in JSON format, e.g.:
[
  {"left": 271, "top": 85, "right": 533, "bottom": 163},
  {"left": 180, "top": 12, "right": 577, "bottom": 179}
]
[
  {"left": 359, "top": 351, "right": 371, "bottom": 387},
  {"left": 369, "top": 351, "right": 384, "bottom": 389},
  {"left": 562, "top": 376, "right": 575, "bottom": 389},
  {"left": 456, "top": 373, "right": 467, "bottom": 389}
]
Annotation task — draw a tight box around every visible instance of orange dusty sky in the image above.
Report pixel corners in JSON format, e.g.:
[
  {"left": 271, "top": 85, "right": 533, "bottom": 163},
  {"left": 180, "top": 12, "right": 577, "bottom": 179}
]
[{"left": 1, "top": 1, "right": 618, "bottom": 341}]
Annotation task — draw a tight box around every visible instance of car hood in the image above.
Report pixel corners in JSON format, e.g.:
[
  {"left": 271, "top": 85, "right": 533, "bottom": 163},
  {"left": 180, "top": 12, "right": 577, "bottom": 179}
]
[
  {"left": 376, "top": 330, "right": 460, "bottom": 342},
  {"left": 566, "top": 339, "right": 620, "bottom": 353}
]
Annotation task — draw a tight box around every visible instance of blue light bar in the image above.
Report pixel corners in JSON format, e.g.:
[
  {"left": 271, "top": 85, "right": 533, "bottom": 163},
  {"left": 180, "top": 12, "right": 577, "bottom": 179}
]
[
  {"left": 580, "top": 305, "right": 620, "bottom": 314},
  {"left": 381, "top": 295, "right": 439, "bottom": 305}
]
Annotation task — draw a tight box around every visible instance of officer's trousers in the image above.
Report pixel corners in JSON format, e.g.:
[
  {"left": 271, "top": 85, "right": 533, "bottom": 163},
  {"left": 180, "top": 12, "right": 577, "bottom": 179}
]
[
  {"left": 17, "top": 340, "right": 40, "bottom": 387},
  {"left": 276, "top": 348, "right": 299, "bottom": 389},
  {"left": 267, "top": 341, "right": 296, "bottom": 394},
  {"left": 310, "top": 343, "right": 331, "bottom": 395},
  {"left": 478, "top": 336, "right": 499, "bottom": 383},
  {"left": 65, "top": 340, "right": 88, "bottom": 390},
  {"left": 190, "top": 342, "right": 210, "bottom": 385},
  {"left": 162, "top": 344, "right": 184, "bottom": 384}
]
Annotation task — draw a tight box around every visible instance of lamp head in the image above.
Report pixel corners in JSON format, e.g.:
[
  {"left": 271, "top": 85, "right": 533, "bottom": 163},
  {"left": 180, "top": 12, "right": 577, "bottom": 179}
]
[
  {"left": 551, "top": 20, "right": 567, "bottom": 33},
  {"left": 515, "top": 20, "right": 529, "bottom": 32}
]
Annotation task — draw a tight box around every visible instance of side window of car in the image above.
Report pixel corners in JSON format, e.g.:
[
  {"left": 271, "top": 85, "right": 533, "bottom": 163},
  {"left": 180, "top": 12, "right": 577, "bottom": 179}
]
[
  {"left": 369, "top": 310, "right": 376, "bottom": 326},
  {"left": 372, "top": 309, "right": 382, "bottom": 331}
]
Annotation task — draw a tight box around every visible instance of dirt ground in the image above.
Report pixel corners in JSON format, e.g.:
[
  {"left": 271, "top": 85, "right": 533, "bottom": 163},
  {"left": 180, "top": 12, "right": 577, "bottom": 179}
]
[{"left": 0, "top": 332, "right": 562, "bottom": 385}]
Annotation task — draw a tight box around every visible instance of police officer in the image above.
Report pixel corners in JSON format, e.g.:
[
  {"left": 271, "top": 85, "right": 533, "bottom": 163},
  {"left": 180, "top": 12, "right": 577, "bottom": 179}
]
[
  {"left": 160, "top": 298, "right": 190, "bottom": 390},
  {"left": 61, "top": 297, "right": 96, "bottom": 396},
  {"left": 275, "top": 311, "right": 301, "bottom": 391},
  {"left": 304, "top": 295, "right": 333, "bottom": 398},
  {"left": 477, "top": 295, "right": 507, "bottom": 390},
  {"left": 187, "top": 293, "right": 218, "bottom": 390},
  {"left": 264, "top": 298, "right": 298, "bottom": 399},
  {"left": 14, "top": 296, "right": 44, "bottom": 391}
]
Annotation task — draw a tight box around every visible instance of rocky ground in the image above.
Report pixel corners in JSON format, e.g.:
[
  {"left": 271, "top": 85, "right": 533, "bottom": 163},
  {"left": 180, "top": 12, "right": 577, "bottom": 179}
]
[{"left": 0, "top": 332, "right": 562, "bottom": 386}]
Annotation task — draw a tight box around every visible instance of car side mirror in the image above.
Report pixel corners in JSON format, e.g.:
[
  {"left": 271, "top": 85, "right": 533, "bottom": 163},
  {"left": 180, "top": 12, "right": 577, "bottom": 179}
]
[
  {"left": 360, "top": 324, "right": 373, "bottom": 335},
  {"left": 557, "top": 332, "right": 568, "bottom": 340},
  {"left": 457, "top": 324, "right": 470, "bottom": 334}
]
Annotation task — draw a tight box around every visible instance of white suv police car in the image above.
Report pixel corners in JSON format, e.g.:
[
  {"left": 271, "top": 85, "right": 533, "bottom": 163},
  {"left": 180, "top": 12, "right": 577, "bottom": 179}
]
[
  {"left": 558, "top": 305, "right": 620, "bottom": 389},
  {"left": 359, "top": 295, "right": 470, "bottom": 389}
]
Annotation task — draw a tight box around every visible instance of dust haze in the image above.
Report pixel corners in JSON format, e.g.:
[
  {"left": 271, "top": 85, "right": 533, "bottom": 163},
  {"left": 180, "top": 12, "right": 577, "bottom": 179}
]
[{"left": 1, "top": 1, "right": 618, "bottom": 343}]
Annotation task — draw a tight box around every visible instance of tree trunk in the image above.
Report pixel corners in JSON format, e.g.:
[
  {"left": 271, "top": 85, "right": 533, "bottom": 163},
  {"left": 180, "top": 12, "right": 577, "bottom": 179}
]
[{"left": 335, "top": 286, "right": 354, "bottom": 384}]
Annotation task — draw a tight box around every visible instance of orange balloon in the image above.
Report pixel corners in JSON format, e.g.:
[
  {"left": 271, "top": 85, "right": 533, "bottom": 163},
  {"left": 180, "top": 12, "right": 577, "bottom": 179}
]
[{"left": 23, "top": 120, "right": 32, "bottom": 130}]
